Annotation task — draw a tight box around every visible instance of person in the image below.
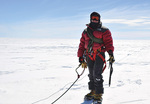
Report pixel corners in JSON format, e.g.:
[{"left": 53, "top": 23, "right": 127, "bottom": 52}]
[{"left": 77, "top": 12, "right": 115, "bottom": 103}]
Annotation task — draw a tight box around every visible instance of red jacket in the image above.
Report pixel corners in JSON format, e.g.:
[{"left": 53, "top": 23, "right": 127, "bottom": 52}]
[{"left": 77, "top": 24, "right": 114, "bottom": 57}]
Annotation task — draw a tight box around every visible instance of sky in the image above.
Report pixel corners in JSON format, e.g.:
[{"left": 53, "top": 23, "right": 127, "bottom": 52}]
[{"left": 0, "top": 0, "right": 150, "bottom": 40}]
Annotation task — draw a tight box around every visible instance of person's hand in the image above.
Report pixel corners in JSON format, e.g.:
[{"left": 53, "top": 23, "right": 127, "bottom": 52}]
[
  {"left": 81, "top": 62, "right": 87, "bottom": 68},
  {"left": 79, "top": 57, "right": 87, "bottom": 68},
  {"left": 108, "top": 54, "right": 115, "bottom": 63},
  {"left": 79, "top": 57, "right": 84, "bottom": 63},
  {"left": 108, "top": 50, "right": 115, "bottom": 63}
]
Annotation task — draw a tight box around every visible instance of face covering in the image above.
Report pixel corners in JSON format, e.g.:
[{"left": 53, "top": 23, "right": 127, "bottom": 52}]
[{"left": 89, "top": 22, "right": 99, "bottom": 29}]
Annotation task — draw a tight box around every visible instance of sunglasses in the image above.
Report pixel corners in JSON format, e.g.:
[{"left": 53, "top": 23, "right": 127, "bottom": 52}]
[{"left": 91, "top": 16, "right": 99, "bottom": 21}]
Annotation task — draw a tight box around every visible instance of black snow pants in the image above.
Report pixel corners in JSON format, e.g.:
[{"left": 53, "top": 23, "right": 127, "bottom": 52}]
[{"left": 87, "top": 52, "right": 105, "bottom": 94}]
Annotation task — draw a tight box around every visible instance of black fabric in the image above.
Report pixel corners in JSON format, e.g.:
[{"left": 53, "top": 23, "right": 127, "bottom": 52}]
[
  {"left": 89, "top": 22, "right": 99, "bottom": 29},
  {"left": 87, "top": 52, "right": 105, "bottom": 94},
  {"left": 90, "top": 12, "right": 101, "bottom": 23},
  {"left": 90, "top": 12, "right": 100, "bottom": 18},
  {"left": 90, "top": 12, "right": 101, "bottom": 29},
  {"left": 108, "top": 50, "right": 113, "bottom": 56},
  {"left": 79, "top": 57, "right": 84, "bottom": 63}
]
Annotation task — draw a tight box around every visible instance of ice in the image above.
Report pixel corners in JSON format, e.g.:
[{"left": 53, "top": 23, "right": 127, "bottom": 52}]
[{"left": 0, "top": 38, "right": 150, "bottom": 104}]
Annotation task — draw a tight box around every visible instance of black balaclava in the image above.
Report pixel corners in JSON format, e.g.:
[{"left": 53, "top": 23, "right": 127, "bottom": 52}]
[{"left": 89, "top": 12, "right": 101, "bottom": 29}]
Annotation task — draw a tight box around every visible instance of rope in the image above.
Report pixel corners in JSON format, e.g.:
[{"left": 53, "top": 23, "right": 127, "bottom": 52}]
[
  {"left": 51, "top": 63, "right": 85, "bottom": 104},
  {"left": 32, "top": 64, "right": 85, "bottom": 104}
]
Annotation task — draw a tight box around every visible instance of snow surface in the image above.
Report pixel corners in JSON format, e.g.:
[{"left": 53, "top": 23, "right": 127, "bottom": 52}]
[{"left": 0, "top": 38, "right": 150, "bottom": 104}]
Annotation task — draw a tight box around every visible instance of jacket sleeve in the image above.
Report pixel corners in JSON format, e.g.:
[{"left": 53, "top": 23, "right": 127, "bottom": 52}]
[
  {"left": 103, "top": 29, "right": 114, "bottom": 54},
  {"left": 77, "top": 32, "right": 86, "bottom": 57}
]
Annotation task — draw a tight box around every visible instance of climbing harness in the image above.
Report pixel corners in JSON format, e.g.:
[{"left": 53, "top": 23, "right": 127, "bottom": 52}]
[
  {"left": 86, "top": 48, "right": 106, "bottom": 73},
  {"left": 83, "top": 27, "right": 106, "bottom": 72}
]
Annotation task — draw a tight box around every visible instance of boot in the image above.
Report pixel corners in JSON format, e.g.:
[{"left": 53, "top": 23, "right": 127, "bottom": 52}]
[
  {"left": 93, "top": 93, "right": 103, "bottom": 104},
  {"left": 84, "top": 90, "right": 95, "bottom": 100}
]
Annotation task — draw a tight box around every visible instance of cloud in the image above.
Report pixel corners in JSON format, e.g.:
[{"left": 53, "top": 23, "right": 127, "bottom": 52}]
[
  {"left": 103, "top": 17, "right": 150, "bottom": 26},
  {"left": 1, "top": 15, "right": 150, "bottom": 39},
  {"left": 0, "top": 4, "right": 150, "bottom": 39}
]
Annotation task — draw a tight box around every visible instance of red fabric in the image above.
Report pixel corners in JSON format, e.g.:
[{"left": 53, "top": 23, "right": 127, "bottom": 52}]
[{"left": 77, "top": 26, "right": 114, "bottom": 57}]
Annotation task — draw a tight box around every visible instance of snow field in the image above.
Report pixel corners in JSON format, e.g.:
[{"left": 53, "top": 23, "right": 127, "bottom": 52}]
[{"left": 0, "top": 38, "right": 150, "bottom": 104}]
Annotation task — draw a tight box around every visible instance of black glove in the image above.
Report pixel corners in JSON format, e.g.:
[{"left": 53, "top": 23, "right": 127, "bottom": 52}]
[
  {"left": 108, "top": 50, "right": 115, "bottom": 63},
  {"left": 79, "top": 57, "right": 87, "bottom": 68},
  {"left": 79, "top": 57, "right": 84, "bottom": 64}
]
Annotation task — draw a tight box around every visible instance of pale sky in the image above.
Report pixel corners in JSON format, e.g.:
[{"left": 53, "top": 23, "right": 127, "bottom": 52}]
[{"left": 0, "top": 0, "right": 150, "bottom": 39}]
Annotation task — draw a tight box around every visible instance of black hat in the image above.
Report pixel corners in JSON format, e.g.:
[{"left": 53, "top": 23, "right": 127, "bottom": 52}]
[{"left": 90, "top": 12, "right": 101, "bottom": 22}]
